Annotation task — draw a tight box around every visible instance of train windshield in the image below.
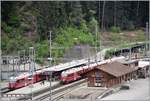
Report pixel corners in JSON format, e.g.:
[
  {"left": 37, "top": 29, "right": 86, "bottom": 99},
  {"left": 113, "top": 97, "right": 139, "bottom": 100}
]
[
  {"left": 61, "top": 72, "right": 67, "bottom": 77},
  {"left": 9, "top": 77, "right": 17, "bottom": 83}
]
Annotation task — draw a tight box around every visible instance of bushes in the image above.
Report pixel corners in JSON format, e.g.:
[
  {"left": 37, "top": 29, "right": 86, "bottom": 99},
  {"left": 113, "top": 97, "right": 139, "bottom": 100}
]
[
  {"left": 110, "top": 26, "right": 121, "bottom": 33},
  {"left": 8, "top": 15, "right": 21, "bottom": 27},
  {"left": 135, "top": 30, "right": 145, "bottom": 41},
  {"left": 128, "top": 21, "right": 135, "bottom": 30},
  {"left": 105, "top": 49, "right": 115, "bottom": 59},
  {"left": 1, "top": 34, "right": 33, "bottom": 54},
  {"left": 35, "top": 40, "right": 49, "bottom": 64},
  {"left": 55, "top": 27, "right": 95, "bottom": 47},
  {"left": 1, "top": 22, "right": 13, "bottom": 33}
]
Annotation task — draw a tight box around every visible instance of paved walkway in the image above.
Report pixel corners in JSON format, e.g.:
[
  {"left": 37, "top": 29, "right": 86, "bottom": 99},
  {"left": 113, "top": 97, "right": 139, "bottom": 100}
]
[
  {"left": 0, "top": 81, "right": 9, "bottom": 88},
  {"left": 100, "top": 78, "right": 150, "bottom": 100}
]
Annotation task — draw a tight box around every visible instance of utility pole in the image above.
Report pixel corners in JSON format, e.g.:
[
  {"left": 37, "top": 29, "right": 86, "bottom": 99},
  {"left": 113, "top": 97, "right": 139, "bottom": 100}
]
[
  {"left": 29, "top": 47, "right": 35, "bottom": 100},
  {"left": 101, "top": 1, "right": 106, "bottom": 31},
  {"left": 49, "top": 31, "right": 52, "bottom": 101},
  {"left": 99, "top": 1, "right": 102, "bottom": 61},
  {"left": 0, "top": 49, "right": 2, "bottom": 99},
  {"left": 13, "top": 56, "right": 15, "bottom": 76},
  {"left": 146, "top": 22, "right": 149, "bottom": 56},
  {"left": 18, "top": 51, "right": 20, "bottom": 72},
  {"left": 95, "top": 21, "right": 98, "bottom": 64},
  {"left": 129, "top": 48, "right": 132, "bottom": 60},
  {"left": 23, "top": 50, "right": 26, "bottom": 71},
  {"left": 147, "top": 22, "right": 150, "bottom": 57},
  {"left": 148, "top": 23, "right": 150, "bottom": 56},
  {"left": 114, "top": 0, "right": 117, "bottom": 27}
]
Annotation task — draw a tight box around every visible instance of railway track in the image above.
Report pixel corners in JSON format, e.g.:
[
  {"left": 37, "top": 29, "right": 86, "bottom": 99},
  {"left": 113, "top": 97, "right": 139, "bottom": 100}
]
[{"left": 33, "top": 79, "right": 86, "bottom": 101}]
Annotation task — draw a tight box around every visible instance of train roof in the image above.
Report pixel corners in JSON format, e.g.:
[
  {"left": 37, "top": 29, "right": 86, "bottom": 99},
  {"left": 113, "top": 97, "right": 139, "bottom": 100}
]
[
  {"left": 61, "top": 56, "right": 125, "bottom": 76},
  {"left": 9, "top": 59, "right": 88, "bottom": 81},
  {"left": 43, "top": 59, "right": 88, "bottom": 72},
  {"left": 9, "top": 68, "right": 44, "bottom": 81}
]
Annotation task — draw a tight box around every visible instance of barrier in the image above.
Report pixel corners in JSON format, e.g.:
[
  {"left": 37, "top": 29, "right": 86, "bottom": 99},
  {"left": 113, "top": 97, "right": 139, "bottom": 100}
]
[{"left": 2, "top": 94, "right": 29, "bottom": 98}]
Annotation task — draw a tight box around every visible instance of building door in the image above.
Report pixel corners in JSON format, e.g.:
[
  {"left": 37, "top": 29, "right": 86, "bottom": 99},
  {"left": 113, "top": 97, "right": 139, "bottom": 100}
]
[{"left": 95, "top": 71, "right": 102, "bottom": 86}]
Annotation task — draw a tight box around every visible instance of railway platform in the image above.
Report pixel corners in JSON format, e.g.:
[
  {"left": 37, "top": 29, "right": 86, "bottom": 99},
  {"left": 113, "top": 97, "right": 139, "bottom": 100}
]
[
  {"left": 3, "top": 81, "right": 59, "bottom": 98},
  {"left": 0, "top": 81, "right": 8, "bottom": 88}
]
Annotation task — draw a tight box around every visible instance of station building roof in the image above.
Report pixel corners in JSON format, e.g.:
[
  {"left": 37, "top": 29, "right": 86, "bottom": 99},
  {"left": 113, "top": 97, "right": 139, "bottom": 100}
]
[{"left": 96, "top": 62, "right": 137, "bottom": 77}]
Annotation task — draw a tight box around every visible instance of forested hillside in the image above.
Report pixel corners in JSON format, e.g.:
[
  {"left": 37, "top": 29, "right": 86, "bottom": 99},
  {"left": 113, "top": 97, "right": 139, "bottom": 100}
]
[{"left": 1, "top": 1, "right": 149, "bottom": 64}]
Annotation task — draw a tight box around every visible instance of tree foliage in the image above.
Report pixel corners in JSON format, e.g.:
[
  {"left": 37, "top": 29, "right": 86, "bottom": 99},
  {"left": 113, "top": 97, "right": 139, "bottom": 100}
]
[{"left": 1, "top": 1, "right": 149, "bottom": 64}]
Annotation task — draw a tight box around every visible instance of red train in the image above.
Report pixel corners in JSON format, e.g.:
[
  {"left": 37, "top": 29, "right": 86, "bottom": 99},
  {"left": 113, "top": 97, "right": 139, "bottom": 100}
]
[
  {"left": 60, "top": 56, "right": 125, "bottom": 83},
  {"left": 8, "top": 70, "right": 45, "bottom": 89},
  {"left": 8, "top": 57, "right": 125, "bottom": 89},
  {"left": 8, "top": 59, "right": 87, "bottom": 89}
]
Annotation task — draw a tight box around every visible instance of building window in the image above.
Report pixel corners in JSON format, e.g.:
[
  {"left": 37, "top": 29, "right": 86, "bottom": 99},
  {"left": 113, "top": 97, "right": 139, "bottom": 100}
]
[{"left": 95, "top": 71, "right": 102, "bottom": 83}]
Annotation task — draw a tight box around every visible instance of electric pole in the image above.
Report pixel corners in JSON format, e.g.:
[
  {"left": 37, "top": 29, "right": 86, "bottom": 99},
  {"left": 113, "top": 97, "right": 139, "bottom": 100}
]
[
  {"left": 49, "top": 31, "right": 52, "bottom": 101},
  {"left": 18, "top": 51, "right": 20, "bottom": 72},
  {"left": 114, "top": 0, "right": 117, "bottom": 27},
  {"left": 23, "top": 50, "right": 26, "bottom": 71},
  {"left": 29, "top": 47, "right": 35, "bottom": 100},
  {"left": 146, "top": 22, "right": 149, "bottom": 56},
  {"left": 95, "top": 20, "right": 98, "bottom": 64},
  {"left": 102, "top": 1, "right": 106, "bottom": 31},
  {"left": 99, "top": 1, "right": 102, "bottom": 61},
  {"left": 129, "top": 48, "right": 132, "bottom": 60},
  {"left": 0, "top": 49, "right": 2, "bottom": 99}
]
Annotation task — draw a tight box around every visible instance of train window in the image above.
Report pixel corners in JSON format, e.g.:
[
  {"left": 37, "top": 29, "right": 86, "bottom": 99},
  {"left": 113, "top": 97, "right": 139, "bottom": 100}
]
[
  {"left": 16, "top": 79, "right": 24, "bottom": 83},
  {"left": 68, "top": 73, "right": 74, "bottom": 77},
  {"left": 61, "top": 72, "right": 67, "bottom": 77}
]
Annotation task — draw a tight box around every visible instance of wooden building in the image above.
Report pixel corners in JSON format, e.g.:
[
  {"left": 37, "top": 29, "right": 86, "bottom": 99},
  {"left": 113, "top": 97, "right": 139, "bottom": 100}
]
[
  {"left": 119, "top": 60, "right": 150, "bottom": 78},
  {"left": 137, "top": 61, "right": 150, "bottom": 78},
  {"left": 86, "top": 62, "right": 137, "bottom": 88},
  {"left": 117, "top": 59, "right": 138, "bottom": 68}
]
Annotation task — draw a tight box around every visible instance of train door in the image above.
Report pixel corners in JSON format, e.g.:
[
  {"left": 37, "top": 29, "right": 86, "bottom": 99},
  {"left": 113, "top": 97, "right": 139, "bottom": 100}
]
[
  {"left": 9, "top": 78, "right": 17, "bottom": 89},
  {"left": 16, "top": 78, "right": 26, "bottom": 88}
]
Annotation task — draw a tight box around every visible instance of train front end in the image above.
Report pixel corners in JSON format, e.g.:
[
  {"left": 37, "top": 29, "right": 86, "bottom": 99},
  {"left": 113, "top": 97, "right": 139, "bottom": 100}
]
[
  {"left": 9, "top": 77, "right": 17, "bottom": 89},
  {"left": 61, "top": 71, "right": 81, "bottom": 84}
]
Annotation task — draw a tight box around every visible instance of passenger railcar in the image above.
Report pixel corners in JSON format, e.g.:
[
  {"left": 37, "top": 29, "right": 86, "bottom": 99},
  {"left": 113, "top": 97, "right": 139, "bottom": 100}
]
[{"left": 9, "top": 70, "right": 43, "bottom": 89}]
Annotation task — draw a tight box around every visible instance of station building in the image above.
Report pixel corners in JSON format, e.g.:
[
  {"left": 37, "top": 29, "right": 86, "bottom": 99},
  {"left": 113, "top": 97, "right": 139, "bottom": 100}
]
[{"left": 86, "top": 62, "right": 138, "bottom": 88}]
